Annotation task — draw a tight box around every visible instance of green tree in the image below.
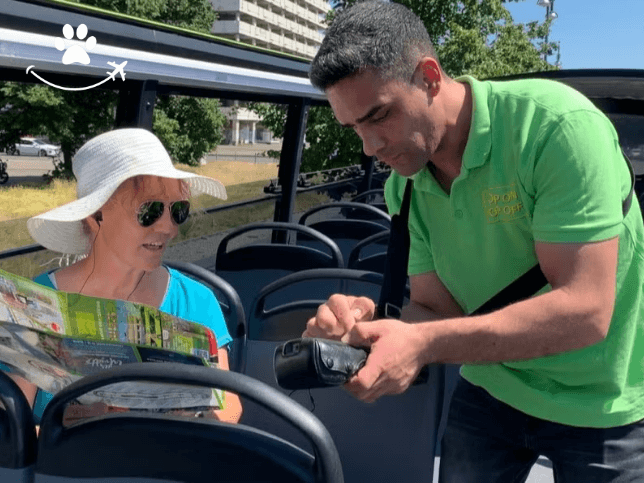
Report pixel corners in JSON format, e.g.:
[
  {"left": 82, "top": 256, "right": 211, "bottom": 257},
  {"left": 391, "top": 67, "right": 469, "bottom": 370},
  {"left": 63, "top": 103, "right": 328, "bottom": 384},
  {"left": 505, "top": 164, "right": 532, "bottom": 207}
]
[
  {"left": 154, "top": 96, "right": 226, "bottom": 166},
  {"left": 0, "top": 83, "right": 117, "bottom": 180},
  {"left": 252, "top": 0, "right": 557, "bottom": 173},
  {"left": 249, "top": 101, "right": 363, "bottom": 173},
  {"left": 0, "top": 0, "right": 222, "bottom": 179}
]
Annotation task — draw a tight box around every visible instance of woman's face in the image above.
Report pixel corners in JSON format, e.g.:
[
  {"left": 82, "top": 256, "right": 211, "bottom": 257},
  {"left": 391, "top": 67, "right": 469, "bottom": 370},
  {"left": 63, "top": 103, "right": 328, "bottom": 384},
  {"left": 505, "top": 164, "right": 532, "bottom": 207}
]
[{"left": 92, "top": 175, "right": 189, "bottom": 272}]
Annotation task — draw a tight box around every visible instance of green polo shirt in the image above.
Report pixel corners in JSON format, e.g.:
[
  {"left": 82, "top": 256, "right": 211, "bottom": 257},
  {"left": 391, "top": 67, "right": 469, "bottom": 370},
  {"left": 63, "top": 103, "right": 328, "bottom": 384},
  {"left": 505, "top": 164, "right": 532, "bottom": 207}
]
[{"left": 385, "top": 76, "right": 644, "bottom": 428}]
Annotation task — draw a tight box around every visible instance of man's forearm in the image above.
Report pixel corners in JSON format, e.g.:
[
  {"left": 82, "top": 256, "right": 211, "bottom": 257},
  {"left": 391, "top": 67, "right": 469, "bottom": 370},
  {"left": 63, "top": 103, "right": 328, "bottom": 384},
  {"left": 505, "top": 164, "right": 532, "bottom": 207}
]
[
  {"left": 413, "top": 288, "right": 610, "bottom": 365},
  {"left": 401, "top": 300, "right": 454, "bottom": 323}
]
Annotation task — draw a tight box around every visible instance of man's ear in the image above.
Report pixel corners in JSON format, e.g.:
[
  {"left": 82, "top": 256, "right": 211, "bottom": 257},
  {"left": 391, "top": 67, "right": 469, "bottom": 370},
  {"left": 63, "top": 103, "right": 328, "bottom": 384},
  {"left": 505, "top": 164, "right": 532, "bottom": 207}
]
[{"left": 418, "top": 58, "right": 441, "bottom": 97}]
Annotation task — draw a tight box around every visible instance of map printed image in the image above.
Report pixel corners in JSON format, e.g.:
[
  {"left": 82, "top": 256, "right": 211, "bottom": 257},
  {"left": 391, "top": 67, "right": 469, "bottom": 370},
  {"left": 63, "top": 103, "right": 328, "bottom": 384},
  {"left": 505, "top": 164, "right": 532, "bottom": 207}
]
[{"left": 0, "top": 268, "right": 224, "bottom": 410}]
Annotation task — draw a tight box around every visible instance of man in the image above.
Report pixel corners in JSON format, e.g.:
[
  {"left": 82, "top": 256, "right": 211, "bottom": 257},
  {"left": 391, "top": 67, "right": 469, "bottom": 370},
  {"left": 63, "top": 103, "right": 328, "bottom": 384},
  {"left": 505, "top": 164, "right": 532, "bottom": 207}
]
[{"left": 303, "top": 1, "right": 644, "bottom": 482}]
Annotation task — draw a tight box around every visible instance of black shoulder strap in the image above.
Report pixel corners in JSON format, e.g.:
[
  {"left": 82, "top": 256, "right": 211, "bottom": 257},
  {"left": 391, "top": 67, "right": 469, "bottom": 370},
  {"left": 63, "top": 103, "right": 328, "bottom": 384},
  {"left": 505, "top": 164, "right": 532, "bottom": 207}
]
[
  {"left": 621, "top": 150, "right": 635, "bottom": 218},
  {"left": 377, "top": 150, "right": 636, "bottom": 319},
  {"left": 376, "top": 179, "right": 413, "bottom": 319}
]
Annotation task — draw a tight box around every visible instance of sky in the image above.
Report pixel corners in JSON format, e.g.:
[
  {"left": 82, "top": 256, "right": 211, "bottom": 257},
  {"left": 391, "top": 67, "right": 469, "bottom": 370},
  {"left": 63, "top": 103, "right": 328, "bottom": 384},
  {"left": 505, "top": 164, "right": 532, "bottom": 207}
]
[{"left": 503, "top": 0, "right": 644, "bottom": 70}]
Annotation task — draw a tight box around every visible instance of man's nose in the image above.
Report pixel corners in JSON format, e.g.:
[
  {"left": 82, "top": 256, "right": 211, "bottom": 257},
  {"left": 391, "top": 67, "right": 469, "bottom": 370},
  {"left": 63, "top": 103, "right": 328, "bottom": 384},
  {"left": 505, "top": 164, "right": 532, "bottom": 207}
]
[{"left": 356, "top": 127, "right": 385, "bottom": 157}]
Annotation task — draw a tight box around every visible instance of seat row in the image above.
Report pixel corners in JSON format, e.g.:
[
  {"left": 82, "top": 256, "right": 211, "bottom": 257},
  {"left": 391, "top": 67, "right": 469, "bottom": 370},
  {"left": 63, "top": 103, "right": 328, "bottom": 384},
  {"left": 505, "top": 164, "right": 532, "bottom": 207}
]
[
  {"left": 170, "top": 199, "right": 456, "bottom": 482},
  {"left": 212, "top": 200, "right": 393, "bottom": 318},
  {"left": 0, "top": 259, "right": 457, "bottom": 483},
  {"left": 0, "top": 197, "right": 459, "bottom": 482}
]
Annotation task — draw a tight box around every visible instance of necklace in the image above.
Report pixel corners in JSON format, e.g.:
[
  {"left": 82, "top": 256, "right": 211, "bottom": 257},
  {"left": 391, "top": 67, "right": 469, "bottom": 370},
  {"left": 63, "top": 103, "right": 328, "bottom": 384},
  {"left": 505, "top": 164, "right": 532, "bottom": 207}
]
[{"left": 126, "top": 270, "right": 147, "bottom": 301}]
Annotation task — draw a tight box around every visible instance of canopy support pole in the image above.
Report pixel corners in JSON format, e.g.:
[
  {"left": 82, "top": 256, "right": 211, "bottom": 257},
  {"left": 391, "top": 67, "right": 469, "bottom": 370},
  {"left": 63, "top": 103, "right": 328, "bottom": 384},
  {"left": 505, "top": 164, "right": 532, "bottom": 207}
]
[{"left": 272, "top": 98, "right": 310, "bottom": 243}]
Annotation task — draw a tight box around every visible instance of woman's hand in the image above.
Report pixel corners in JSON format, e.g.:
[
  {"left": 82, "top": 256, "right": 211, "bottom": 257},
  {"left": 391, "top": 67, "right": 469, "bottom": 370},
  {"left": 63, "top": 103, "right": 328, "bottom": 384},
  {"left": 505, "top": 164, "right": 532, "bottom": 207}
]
[
  {"left": 63, "top": 402, "right": 128, "bottom": 425},
  {"left": 211, "top": 348, "right": 243, "bottom": 423}
]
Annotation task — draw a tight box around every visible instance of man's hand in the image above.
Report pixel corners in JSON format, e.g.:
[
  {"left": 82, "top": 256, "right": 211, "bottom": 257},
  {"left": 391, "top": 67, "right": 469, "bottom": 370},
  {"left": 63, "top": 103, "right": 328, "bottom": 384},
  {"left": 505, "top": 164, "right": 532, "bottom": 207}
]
[
  {"left": 343, "top": 319, "right": 429, "bottom": 403},
  {"left": 303, "top": 294, "right": 375, "bottom": 341}
]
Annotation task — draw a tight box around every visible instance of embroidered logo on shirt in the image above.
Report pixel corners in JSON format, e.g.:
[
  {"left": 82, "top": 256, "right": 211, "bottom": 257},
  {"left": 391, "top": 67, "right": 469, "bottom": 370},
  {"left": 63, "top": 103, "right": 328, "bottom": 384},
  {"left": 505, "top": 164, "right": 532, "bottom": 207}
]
[{"left": 482, "top": 184, "right": 526, "bottom": 223}]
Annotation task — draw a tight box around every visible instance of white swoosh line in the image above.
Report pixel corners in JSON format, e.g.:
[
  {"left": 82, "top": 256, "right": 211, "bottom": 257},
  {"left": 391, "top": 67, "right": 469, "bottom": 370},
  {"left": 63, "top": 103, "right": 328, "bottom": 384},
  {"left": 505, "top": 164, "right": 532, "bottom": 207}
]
[{"left": 26, "top": 65, "right": 112, "bottom": 91}]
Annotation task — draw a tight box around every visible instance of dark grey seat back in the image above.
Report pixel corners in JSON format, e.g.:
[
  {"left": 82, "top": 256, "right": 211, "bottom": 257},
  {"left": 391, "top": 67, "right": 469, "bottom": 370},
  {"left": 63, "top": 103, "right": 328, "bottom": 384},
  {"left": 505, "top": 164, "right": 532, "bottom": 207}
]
[
  {"left": 243, "top": 269, "right": 448, "bottom": 483},
  {"left": 214, "top": 222, "right": 344, "bottom": 316},
  {"left": 346, "top": 230, "right": 391, "bottom": 273},
  {"left": 0, "top": 370, "right": 38, "bottom": 482},
  {"left": 351, "top": 188, "right": 388, "bottom": 214},
  {"left": 297, "top": 202, "right": 391, "bottom": 266},
  {"left": 35, "top": 363, "right": 343, "bottom": 483},
  {"left": 299, "top": 201, "right": 391, "bottom": 230}
]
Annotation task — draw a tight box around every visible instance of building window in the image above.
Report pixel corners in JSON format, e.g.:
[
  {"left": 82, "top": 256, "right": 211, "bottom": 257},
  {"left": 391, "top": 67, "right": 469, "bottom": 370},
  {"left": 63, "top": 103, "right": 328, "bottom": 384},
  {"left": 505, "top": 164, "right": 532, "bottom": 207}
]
[{"left": 217, "top": 12, "right": 237, "bottom": 21}]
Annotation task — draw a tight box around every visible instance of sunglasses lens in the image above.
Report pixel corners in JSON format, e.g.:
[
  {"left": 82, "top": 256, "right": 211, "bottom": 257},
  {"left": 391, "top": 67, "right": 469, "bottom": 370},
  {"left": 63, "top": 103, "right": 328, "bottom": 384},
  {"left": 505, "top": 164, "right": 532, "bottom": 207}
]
[
  {"left": 138, "top": 201, "right": 165, "bottom": 227},
  {"left": 171, "top": 201, "right": 190, "bottom": 225}
]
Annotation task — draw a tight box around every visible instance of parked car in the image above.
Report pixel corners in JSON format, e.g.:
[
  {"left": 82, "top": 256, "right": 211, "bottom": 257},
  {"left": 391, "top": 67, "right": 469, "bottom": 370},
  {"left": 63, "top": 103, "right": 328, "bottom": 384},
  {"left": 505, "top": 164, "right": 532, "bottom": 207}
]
[{"left": 9, "top": 137, "right": 61, "bottom": 157}]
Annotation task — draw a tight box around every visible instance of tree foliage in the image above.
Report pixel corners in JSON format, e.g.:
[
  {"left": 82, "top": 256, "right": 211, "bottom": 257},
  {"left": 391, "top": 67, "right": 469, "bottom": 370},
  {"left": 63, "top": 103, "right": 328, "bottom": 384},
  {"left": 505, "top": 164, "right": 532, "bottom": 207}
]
[
  {"left": 0, "top": 83, "right": 117, "bottom": 180},
  {"left": 249, "top": 102, "right": 363, "bottom": 173},
  {"left": 154, "top": 96, "right": 226, "bottom": 165},
  {"left": 252, "top": 0, "right": 558, "bottom": 173},
  {"left": 0, "top": 0, "right": 222, "bottom": 179}
]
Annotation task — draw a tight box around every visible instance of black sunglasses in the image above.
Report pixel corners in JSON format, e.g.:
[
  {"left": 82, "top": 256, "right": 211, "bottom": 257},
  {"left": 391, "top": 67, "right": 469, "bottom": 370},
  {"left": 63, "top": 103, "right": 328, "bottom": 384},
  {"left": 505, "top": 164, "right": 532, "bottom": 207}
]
[{"left": 136, "top": 200, "right": 191, "bottom": 227}]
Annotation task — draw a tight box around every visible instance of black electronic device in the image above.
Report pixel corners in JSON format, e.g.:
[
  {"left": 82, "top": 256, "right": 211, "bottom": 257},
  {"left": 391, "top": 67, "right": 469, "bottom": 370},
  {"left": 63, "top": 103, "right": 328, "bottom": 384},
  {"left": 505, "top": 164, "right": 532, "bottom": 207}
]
[{"left": 274, "top": 338, "right": 368, "bottom": 390}]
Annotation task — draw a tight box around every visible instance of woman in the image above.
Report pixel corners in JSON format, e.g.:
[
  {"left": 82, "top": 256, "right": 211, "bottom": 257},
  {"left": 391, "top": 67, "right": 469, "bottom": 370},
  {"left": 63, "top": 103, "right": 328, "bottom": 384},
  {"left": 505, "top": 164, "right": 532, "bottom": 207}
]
[{"left": 10, "top": 128, "right": 242, "bottom": 424}]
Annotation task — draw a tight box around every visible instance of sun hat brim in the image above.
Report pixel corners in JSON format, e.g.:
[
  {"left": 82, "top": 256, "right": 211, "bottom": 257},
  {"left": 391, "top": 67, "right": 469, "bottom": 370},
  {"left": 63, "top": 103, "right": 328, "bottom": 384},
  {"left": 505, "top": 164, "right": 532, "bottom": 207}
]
[{"left": 27, "top": 128, "right": 227, "bottom": 255}]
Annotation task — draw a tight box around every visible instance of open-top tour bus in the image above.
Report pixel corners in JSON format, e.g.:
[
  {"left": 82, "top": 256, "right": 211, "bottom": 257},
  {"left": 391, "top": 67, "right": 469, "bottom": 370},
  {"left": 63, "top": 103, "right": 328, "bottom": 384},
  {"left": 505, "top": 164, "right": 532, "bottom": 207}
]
[{"left": 1, "top": 1, "right": 643, "bottom": 482}]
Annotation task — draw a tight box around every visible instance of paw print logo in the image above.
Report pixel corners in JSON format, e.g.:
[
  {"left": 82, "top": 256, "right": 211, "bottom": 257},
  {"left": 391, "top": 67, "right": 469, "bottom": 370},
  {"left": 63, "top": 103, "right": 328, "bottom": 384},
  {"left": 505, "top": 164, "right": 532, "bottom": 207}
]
[
  {"left": 28, "top": 22, "right": 126, "bottom": 90},
  {"left": 54, "top": 24, "right": 97, "bottom": 65}
]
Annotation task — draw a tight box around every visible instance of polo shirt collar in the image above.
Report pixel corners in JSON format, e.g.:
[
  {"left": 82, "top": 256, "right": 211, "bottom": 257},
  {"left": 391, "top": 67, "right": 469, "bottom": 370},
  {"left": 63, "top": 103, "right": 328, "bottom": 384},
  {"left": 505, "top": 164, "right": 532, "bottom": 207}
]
[
  {"left": 410, "top": 75, "right": 492, "bottom": 191},
  {"left": 458, "top": 75, "right": 492, "bottom": 170}
]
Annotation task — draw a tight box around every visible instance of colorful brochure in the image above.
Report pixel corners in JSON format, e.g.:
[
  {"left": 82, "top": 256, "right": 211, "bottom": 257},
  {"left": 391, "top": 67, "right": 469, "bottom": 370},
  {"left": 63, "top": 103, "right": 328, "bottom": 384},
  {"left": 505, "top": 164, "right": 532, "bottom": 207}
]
[{"left": 0, "top": 268, "right": 224, "bottom": 410}]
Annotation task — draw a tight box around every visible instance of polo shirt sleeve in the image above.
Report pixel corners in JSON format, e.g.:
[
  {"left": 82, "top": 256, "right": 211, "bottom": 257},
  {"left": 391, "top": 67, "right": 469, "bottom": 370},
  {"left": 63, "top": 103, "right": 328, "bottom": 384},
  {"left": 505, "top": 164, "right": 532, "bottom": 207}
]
[
  {"left": 528, "top": 110, "right": 627, "bottom": 243},
  {"left": 384, "top": 173, "right": 436, "bottom": 276},
  {"left": 407, "top": 221, "right": 436, "bottom": 276}
]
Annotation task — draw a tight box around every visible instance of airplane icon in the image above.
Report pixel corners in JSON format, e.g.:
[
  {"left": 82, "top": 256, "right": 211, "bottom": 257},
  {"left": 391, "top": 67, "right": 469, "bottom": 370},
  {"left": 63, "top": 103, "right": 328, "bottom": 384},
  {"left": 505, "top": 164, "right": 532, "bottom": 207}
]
[{"left": 106, "top": 61, "right": 127, "bottom": 81}]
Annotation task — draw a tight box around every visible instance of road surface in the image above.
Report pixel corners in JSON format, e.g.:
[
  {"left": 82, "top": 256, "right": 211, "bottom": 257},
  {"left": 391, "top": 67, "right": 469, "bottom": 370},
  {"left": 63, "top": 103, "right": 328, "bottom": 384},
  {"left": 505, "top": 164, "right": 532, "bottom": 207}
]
[{"left": 1, "top": 155, "right": 56, "bottom": 187}]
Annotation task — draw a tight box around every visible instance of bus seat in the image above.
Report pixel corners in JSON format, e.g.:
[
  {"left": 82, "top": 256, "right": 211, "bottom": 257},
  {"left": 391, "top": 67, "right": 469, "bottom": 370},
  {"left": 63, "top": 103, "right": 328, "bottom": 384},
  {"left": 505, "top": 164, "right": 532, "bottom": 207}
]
[
  {"left": 297, "top": 202, "right": 391, "bottom": 263},
  {"left": 0, "top": 370, "right": 38, "bottom": 483},
  {"left": 351, "top": 188, "right": 388, "bottom": 214},
  {"left": 346, "top": 230, "right": 391, "bottom": 273},
  {"left": 243, "top": 268, "right": 450, "bottom": 483},
  {"left": 35, "top": 363, "right": 343, "bottom": 483},
  {"left": 213, "top": 222, "right": 344, "bottom": 317}
]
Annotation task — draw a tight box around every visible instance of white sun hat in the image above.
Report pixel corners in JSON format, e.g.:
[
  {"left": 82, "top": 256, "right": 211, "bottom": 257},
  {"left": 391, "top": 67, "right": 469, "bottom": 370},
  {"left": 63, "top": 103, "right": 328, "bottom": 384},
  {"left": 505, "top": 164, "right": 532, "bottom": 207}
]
[{"left": 27, "top": 128, "right": 227, "bottom": 255}]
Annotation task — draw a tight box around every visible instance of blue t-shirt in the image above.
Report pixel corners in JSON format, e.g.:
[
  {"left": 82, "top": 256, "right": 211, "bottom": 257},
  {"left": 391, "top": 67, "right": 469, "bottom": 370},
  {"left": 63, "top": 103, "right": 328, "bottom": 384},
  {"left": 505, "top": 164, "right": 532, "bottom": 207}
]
[{"left": 6, "top": 266, "right": 231, "bottom": 423}]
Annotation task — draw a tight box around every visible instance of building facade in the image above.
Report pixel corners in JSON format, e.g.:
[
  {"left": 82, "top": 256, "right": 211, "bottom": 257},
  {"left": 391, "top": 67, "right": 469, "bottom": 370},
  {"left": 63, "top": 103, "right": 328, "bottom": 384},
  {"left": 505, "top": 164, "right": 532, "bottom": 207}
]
[
  {"left": 211, "top": 0, "right": 329, "bottom": 144},
  {"left": 220, "top": 102, "right": 274, "bottom": 145},
  {"left": 210, "top": 0, "right": 329, "bottom": 60}
]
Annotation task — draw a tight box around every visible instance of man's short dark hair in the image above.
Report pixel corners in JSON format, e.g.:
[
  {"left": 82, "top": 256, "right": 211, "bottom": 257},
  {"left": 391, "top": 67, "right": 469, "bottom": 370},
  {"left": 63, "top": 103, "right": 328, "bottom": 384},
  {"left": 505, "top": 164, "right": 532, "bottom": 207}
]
[{"left": 309, "top": 1, "right": 437, "bottom": 91}]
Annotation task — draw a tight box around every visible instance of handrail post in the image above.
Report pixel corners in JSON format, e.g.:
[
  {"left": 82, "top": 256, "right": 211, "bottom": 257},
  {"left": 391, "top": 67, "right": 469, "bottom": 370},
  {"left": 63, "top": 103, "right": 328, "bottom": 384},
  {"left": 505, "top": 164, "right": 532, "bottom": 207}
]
[
  {"left": 115, "top": 80, "right": 158, "bottom": 130},
  {"left": 272, "top": 98, "right": 309, "bottom": 243},
  {"left": 357, "top": 151, "right": 375, "bottom": 194}
]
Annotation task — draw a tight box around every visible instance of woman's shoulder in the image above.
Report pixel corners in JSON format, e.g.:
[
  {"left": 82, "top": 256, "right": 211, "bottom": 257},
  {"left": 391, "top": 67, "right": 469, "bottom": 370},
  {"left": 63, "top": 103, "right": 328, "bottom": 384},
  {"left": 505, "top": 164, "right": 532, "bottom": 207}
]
[
  {"left": 161, "top": 265, "right": 229, "bottom": 345},
  {"left": 36, "top": 264, "right": 84, "bottom": 292},
  {"left": 164, "top": 266, "right": 220, "bottom": 308},
  {"left": 33, "top": 270, "right": 56, "bottom": 288},
  {"left": 166, "top": 266, "right": 213, "bottom": 293}
]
